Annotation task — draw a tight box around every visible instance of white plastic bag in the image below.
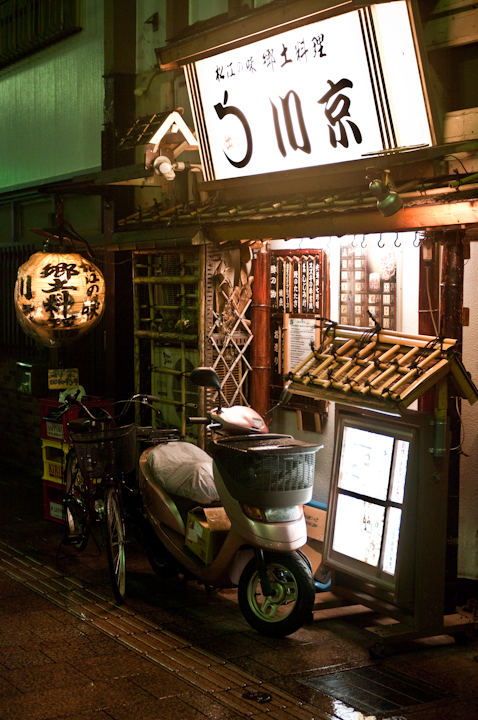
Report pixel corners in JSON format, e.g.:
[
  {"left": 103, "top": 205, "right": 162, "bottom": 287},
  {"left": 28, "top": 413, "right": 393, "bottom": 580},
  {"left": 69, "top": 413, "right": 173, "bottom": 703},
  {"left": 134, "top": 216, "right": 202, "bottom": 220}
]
[{"left": 146, "top": 441, "right": 219, "bottom": 504}]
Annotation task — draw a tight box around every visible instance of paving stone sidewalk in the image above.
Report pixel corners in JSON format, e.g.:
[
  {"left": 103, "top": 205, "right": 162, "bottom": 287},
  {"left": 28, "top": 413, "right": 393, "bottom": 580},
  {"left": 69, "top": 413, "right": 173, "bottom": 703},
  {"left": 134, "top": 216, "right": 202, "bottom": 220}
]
[{"left": 1, "top": 460, "right": 478, "bottom": 720}]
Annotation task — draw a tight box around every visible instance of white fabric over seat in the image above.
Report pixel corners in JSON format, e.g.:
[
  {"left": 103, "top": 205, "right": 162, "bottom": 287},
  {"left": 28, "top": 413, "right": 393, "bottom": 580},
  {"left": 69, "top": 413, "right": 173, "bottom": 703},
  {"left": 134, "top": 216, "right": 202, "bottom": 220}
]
[{"left": 145, "top": 441, "right": 219, "bottom": 504}]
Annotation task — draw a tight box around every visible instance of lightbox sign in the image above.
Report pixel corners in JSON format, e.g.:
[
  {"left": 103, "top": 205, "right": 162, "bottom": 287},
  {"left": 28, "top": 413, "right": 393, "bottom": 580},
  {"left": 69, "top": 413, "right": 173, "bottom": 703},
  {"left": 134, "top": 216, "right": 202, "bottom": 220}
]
[{"left": 185, "top": 2, "right": 433, "bottom": 182}]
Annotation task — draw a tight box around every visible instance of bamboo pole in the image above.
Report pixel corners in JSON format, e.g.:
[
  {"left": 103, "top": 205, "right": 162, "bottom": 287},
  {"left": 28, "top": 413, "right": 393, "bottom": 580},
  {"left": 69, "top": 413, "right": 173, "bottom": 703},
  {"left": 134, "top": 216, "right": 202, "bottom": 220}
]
[
  {"left": 134, "top": 330, "right": 197, "bottom": 342},
  {"left": 133, "top": 275, "right": 198, "bottom": 284},
  {"left": 323, "top": 326, "right": 456, "bottom": 351}
]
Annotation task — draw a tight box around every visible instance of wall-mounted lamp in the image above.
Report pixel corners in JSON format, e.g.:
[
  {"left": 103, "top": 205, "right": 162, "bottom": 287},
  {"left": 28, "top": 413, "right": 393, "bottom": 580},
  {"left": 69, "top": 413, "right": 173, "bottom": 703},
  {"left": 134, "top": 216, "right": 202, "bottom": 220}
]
[
  {"left": 153, "top": 155, "right": 202, "bottom": 182},
  {"left": 368, "top": 169, "right": 403, "bottom": 217}
]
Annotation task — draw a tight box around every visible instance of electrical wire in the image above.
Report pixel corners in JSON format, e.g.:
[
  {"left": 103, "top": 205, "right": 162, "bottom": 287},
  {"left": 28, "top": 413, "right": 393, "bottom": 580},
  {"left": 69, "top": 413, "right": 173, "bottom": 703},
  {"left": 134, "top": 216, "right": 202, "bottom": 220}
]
[{"left": 450, "top": 396, "right": 468, "bottom": 455}]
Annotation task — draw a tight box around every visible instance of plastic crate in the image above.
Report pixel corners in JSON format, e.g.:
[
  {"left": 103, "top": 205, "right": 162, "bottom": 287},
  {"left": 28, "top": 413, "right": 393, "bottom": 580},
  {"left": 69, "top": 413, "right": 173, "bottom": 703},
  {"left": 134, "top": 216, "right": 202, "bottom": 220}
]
[
  {"left": 213, "top": 434, "right": 321, "bottom": 507},
  {"left": 40, "top": 397, "right": 114, "bottom": 444},
  {"left": 42, "top": 478, "right": 64, "bottom": 524},
  {"left": 42, "top": 439, "right": 69, "bottom": 483}
]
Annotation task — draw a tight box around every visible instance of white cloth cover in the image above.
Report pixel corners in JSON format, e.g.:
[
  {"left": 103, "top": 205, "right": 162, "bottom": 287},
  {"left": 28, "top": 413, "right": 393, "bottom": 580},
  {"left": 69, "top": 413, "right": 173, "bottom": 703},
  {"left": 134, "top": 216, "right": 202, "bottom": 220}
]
[{"left": 146, "top": 441, "right": 219, "bottom": 504}]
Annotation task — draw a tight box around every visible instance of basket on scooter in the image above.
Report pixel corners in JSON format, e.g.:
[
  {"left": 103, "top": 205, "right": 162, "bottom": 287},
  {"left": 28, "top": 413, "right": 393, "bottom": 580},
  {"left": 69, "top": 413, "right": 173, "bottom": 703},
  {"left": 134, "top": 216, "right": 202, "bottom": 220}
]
[
  {"left": 70, "top": 424, "right": 136, "bottom": 479},
  {"left": 212, "top": 434, "right": 320, "bottom": 507}
]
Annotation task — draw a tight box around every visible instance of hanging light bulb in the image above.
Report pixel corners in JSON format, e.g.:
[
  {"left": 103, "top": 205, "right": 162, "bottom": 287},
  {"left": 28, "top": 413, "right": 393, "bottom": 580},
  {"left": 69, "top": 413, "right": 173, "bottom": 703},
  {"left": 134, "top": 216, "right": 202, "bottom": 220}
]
[{"left": 14, "top": 243, "right": 106, "bottom": 348}]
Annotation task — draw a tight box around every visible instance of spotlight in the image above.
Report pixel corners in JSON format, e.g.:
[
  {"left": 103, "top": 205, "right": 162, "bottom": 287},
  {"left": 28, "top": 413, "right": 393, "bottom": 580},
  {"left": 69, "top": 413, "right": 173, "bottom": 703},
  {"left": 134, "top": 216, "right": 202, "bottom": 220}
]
[{"left": 368, "top": 169, "right": 403, "bottom": 217}]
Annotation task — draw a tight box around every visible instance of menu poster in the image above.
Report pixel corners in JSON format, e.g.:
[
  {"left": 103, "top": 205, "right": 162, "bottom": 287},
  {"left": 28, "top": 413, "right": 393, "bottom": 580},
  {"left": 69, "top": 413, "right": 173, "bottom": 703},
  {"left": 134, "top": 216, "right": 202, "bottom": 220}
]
[
  {"left": 288, "top": 317, "right": 317, "bottom": 373},
  {"left": 333, "top": 495, "right": 385, "bottom": 568},
  {"left": 338, "top": 426, "right": 394, "bottom": 501},
  {"left": 340, "top": 244, "right": 396, "bottom": 329}
]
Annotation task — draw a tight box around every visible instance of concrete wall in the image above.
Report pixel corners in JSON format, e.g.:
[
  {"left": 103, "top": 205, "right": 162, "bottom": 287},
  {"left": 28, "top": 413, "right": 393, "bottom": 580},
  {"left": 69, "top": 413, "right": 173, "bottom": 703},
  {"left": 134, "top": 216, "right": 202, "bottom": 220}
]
[
  {"left": 0, "top": 0, "right": 104, "bottom": 192},
  {"left": 0, "top": 358, "right": 43, "bottom": 474},
  {"left": 459, "top": 242, "right": 478, "bottom": 580}
]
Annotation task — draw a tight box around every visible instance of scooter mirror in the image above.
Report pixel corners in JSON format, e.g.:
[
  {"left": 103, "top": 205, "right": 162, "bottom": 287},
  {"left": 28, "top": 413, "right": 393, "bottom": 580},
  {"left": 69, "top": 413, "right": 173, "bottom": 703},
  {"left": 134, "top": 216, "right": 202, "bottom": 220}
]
[
  {"left": 190, "top": 367, "right": 221, "bottom": 392},
  {"left": 279, "top": 381, "right": 293, "bottom": 406}
]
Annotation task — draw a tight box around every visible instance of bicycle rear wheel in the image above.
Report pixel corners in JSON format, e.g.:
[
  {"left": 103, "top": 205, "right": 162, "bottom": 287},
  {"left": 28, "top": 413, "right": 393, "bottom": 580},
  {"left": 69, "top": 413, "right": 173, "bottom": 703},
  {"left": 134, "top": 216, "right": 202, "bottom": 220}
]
[
  {"left": 104, "top": 485, "right": 126, "bottom": 603},
  {"left": 64, "top": 450, "right": 89, "bottom": 551}
]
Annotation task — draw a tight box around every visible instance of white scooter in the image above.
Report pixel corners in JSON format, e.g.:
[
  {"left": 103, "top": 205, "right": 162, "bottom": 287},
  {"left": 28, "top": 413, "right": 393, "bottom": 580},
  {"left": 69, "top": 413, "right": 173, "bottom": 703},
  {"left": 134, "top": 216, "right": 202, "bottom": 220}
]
[{"left": 138, "top": 367, "right": 322, "bottom": 637}]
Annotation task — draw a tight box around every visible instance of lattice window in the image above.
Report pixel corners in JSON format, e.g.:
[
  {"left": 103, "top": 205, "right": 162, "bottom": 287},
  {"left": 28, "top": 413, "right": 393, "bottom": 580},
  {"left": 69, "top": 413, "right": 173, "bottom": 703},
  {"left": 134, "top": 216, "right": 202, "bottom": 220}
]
[{"left": 205, "top": 245, "right": 253, "bottom": 408}]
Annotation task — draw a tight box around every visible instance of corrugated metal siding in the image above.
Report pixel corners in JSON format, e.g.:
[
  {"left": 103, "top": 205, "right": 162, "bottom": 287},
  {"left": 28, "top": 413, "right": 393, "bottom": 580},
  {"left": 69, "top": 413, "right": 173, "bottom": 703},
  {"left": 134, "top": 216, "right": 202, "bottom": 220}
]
[{"left": 0, "top": 0, "right": 104, "bottom": 191}]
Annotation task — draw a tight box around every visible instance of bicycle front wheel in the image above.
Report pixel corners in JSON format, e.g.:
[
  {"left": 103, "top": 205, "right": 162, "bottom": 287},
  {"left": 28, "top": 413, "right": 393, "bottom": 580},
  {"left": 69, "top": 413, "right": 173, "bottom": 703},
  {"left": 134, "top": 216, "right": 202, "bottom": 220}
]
[
  {"left": 104, "top": 485, "right": 126, "bottom": 603},
  {"left": 64, "top": 450, "right": 89, "bottom": 551}
]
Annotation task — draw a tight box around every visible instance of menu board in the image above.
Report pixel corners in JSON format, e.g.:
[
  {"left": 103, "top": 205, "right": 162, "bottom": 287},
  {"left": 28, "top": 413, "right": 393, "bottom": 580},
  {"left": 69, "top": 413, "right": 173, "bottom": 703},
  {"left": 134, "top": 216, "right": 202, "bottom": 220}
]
[
  {"left": 340, "top": 244, "right": 396, "bottom": 329},
  {"left": 270, "top": 251, "right": 324, "bottom": 315},
  {"left": 270, "top": 249, "right": 327, "bottom": 390},
  {"left": 331, "top": 422, "right": 411, "bottom": 578}
]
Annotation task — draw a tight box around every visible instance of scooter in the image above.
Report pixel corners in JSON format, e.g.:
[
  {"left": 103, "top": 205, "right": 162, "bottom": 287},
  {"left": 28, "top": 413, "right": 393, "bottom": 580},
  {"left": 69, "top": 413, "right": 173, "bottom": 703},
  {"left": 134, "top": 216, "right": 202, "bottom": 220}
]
[{"left": 138, "top": 367, "right": 323, "bottom": 637}]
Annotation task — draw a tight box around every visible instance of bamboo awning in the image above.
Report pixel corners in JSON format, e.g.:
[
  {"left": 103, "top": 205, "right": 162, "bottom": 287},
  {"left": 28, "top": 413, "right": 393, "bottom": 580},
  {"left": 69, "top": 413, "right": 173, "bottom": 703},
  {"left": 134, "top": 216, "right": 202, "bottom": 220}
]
[{"left": 288, "top": 322, "right": 478, "bottom": 415}]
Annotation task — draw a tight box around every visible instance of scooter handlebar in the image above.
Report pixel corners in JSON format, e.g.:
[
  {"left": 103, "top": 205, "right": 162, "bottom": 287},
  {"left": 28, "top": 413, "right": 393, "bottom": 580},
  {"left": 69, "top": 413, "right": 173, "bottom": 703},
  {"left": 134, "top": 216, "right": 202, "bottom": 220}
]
[{"left": 188, "top": 417, "right": 210, "bottom": 425}]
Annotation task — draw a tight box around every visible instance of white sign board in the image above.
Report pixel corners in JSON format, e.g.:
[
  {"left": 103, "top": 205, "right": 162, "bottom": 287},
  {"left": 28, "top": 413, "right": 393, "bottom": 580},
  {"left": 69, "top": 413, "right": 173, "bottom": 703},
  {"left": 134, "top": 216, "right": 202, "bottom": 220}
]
[{"left": 185, "top": 2, "right": 432, "bottom": 182}]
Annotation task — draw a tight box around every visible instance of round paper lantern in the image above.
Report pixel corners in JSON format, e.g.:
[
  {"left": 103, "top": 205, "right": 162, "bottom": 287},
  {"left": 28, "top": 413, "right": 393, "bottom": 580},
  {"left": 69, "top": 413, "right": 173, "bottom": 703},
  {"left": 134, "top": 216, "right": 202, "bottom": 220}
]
[{"left": 14, "top": 249, "right": 106, "bottom": 347}]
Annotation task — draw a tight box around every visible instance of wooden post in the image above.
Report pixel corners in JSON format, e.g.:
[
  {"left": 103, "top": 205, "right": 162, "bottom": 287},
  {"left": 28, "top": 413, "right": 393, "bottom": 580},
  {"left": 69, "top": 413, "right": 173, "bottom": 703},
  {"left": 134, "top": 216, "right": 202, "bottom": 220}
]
[
  {"left": 418, "top": 230, "right": 441, "bottom": 414},
  {"left": 250, "top": 244, "right": 271, "bottom": 418},
  {"left": 440, "top": 227, "right": 465, "bottom": 612}
]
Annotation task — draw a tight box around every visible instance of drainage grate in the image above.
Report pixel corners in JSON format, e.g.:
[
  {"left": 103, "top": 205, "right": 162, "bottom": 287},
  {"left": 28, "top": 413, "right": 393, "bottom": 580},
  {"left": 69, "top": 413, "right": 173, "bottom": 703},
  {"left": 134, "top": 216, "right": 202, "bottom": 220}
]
[{"left": 300, "top": 665, "right": 451, "bottom": 716}]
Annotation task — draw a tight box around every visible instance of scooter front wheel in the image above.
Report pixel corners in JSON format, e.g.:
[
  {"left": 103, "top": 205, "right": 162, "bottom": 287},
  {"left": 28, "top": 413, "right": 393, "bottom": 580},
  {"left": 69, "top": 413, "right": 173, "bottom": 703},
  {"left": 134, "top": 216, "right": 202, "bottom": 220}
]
[{"left": 238, "top": 552, "right": 315, "bottom": 637}]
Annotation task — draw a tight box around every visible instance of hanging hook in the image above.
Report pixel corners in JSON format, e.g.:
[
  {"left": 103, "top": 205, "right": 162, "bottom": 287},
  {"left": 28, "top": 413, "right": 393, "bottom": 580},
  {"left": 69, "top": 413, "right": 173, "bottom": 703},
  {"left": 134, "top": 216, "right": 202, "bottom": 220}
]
[
  {"left": 394, "top": 233, "right": 401, "bottom": 248},
  {"left": 351, "top": 235, "right": 357, "bottom": 248},
  {"left": 361, "top": 235, "right": 367, "bottom": 249},
  {"left": 378, "top": 234, "right": 385, "bottom": 249},
  {"left": 413, "top": 233, "right": 423, "bottom": 248}
]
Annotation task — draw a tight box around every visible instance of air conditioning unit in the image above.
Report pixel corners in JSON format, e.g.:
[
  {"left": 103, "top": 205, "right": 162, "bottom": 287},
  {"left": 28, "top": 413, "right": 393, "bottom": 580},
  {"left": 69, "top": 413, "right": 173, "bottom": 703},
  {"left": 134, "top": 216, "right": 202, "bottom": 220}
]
[{"left": 152, "top": 346, "right": 199, "bottom": 428}]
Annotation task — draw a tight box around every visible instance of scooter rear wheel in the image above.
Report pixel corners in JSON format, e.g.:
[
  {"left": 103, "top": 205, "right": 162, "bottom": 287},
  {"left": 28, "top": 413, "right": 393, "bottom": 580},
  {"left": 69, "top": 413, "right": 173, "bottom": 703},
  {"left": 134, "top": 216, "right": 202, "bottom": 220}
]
[{"left": 238, "top": 551, "right": 315, "bottom": 637}]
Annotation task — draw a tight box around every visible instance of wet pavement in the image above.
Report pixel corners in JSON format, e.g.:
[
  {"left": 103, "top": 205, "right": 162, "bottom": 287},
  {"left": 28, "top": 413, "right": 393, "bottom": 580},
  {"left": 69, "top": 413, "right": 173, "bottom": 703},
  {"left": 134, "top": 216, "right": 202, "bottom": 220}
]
[{"left": 1, "top": 459, "right": 478, "bottom": 720}]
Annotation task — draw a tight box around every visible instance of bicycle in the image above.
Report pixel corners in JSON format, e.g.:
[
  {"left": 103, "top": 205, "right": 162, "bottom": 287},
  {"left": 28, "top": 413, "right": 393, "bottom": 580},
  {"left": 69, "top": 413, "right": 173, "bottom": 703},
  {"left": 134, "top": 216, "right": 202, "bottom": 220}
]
[{"left": 59, "top": 392, "right": 177, "bottom": 603}]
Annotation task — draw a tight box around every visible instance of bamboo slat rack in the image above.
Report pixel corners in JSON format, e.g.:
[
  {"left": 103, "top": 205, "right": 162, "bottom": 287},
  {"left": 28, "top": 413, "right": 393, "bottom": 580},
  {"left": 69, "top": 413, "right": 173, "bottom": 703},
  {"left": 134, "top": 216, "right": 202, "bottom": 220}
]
[{"left": 288, "top": 322, "right": 478, "bottom": 414}]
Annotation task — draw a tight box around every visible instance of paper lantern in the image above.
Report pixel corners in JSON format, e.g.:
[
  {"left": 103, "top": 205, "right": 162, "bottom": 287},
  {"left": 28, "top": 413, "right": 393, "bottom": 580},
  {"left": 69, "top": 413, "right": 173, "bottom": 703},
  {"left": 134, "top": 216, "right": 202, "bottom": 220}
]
[{"left": 14, "top": 249, "right": 106, "bottom": 347}]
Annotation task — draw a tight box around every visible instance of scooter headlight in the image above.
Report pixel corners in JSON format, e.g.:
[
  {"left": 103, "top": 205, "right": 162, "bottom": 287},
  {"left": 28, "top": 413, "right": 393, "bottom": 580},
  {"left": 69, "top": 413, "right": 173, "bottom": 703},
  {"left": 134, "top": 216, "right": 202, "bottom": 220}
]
[{"left": 241, "top": 504, "right": 302, "bottom": 523}]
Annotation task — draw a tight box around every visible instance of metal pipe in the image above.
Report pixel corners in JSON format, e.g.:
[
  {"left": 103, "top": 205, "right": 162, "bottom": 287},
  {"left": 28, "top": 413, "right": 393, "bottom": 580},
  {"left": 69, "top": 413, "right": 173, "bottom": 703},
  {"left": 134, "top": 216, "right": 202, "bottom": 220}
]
[{"left": 250, "top": 245, "right": 271, "bottom": 417}]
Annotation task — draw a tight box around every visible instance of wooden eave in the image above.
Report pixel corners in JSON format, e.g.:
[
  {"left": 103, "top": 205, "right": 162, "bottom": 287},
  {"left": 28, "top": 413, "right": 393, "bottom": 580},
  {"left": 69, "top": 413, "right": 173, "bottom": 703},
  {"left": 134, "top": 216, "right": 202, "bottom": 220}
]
[
  {"left": 156, "top": 0, "right": 354, "bottom": 70},
  {"left": 287, "top": 324, "right": 478, "bottom": 415}
]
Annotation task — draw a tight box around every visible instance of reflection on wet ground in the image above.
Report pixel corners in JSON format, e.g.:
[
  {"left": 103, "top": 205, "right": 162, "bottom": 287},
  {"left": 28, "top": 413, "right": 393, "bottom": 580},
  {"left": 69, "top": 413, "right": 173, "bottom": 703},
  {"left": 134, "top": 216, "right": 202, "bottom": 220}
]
[{"left": 1, "top": 460, "right": 478, "bottom": 719}]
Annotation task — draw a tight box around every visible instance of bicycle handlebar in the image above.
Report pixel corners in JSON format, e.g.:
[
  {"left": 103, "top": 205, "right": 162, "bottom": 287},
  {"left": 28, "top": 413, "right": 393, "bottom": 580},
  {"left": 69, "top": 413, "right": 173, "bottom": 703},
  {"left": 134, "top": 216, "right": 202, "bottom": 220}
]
[{"left": 54, "top": 393, "right": 163, "bottom": 424}]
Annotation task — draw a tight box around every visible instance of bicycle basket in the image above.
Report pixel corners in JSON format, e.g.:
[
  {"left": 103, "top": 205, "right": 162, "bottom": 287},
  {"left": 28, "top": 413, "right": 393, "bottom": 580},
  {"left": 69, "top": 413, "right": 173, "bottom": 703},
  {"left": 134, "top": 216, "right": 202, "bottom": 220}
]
[
  {"left": 70, "top": 424, "right": 136, "bottom": 479},
  {"left": 213, "top": 434, "right": 321, "bottom": 507}
]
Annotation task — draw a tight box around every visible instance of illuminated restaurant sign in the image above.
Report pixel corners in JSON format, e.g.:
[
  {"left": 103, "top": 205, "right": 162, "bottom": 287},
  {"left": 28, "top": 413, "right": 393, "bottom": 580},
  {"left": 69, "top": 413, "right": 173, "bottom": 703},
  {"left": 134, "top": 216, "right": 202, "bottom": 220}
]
[{"left": 185, "top": 2, "right": 433, "bottom": 182}]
